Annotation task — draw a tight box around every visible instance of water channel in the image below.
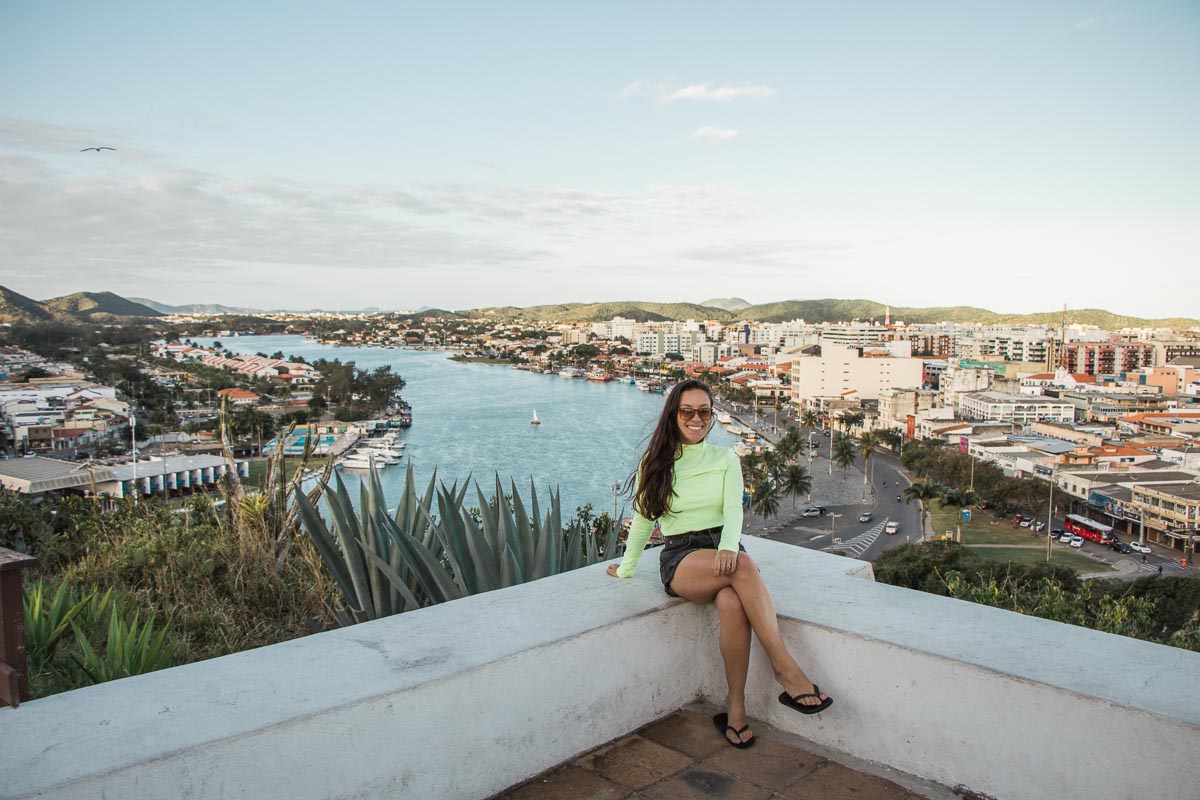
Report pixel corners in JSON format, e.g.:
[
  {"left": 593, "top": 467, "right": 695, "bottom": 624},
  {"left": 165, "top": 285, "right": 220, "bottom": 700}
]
[{"left": 197, "top": 335, "right": 736, "bottom": 518}]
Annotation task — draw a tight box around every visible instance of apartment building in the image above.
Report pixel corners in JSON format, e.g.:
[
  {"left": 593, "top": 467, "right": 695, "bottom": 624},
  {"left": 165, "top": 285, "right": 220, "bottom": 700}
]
[
  {"left": 1057, "top": 341, "right": 1157, "bottom": 376},
  {"left": 939, "top": 363, "right": 993, "bottom": 409},
  {"left": 1129, "top": 482, "right": 1200, "bottom": 556},
  {"left": 789, "top": 344, "right": 924, "bottom": 403},
  {"left": 877, "top": 387, "right": 938, "bottom": 431},
  {"left": 817, "top": 322, "right": 890, "bottom": 349},
  {"left": 955, "top": 326, "right": 1050, "bottom": 364},
  {"left": 957, "top": 391, "right": 1076, "bottom": 424}
]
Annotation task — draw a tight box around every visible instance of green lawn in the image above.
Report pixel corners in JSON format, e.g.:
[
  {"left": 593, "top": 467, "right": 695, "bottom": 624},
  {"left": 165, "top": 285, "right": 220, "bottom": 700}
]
[
  {"left": 246, "top": 457, "right": 330, "bottom": 487},
  {"left": 968, "top": 546, "right": 1115, "bottom": 573},
  {"left": 928, "top": 505, "right": 1041, "bottom": 546}
]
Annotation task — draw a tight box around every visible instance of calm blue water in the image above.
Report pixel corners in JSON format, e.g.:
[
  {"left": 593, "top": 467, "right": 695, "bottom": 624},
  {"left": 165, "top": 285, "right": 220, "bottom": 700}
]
[{"left": 198, "top": 335, "right": 734, "bottom": 517}]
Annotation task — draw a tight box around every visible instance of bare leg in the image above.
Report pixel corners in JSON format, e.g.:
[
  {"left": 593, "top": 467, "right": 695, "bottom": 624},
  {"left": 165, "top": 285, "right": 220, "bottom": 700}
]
[
  {"left": 670, "top": 550, "right": 829, "bottom": 707},
  {"left": 714, "top": 586, "right": 752, "bottom": 744}
]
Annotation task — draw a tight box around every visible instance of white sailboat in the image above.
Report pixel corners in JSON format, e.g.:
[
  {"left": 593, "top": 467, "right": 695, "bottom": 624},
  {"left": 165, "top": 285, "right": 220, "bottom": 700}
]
[{"left": 531, "top": 409, "right": 541, "bottom": 426}]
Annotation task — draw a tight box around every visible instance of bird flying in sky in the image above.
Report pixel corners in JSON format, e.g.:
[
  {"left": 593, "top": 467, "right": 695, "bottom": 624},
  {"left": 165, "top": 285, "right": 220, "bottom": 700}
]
[{"left": 80, "top": 146, "right": 116, "bottom": 152}]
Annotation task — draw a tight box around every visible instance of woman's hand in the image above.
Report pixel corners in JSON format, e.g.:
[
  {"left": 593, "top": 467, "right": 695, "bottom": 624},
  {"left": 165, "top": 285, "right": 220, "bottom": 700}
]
[
  {"left": 712, "top": 550, "right": 738, "bottom": 578},
  {"left": 606, "top": 564, "right": 621, "bottom": 578}
]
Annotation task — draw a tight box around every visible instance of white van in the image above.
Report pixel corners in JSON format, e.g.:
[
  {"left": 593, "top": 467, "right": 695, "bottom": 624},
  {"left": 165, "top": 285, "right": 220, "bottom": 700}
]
[{"left": 885, "top": 521, "right": 900, "bottom": 535}]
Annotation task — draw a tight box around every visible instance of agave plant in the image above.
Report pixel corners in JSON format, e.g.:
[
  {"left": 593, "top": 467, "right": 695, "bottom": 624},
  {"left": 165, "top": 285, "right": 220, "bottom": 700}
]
[
  {"left": 23, "top": 581, "right": 94, "bottom": 676},
  {"left": 71, "top": 606, "right": 180, "bottom": 685},
  {"left": 293, "top": 464, "right": 620, "bottom": 627}
]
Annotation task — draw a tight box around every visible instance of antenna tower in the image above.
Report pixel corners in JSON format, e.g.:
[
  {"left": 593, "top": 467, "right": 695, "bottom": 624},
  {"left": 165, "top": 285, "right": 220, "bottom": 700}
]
[{"left": 1058, "top": 303, "right": 1068, "bottom": 371}]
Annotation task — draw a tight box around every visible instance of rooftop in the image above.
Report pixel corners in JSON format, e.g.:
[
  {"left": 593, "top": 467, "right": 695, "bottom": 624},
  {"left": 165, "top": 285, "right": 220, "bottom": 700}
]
[{"left": 3, "top": 540, "right": 1197, "bottom": 800}]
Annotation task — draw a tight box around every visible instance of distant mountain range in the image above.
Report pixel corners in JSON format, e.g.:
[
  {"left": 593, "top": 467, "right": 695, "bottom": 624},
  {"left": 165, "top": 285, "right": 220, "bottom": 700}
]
[
  {"left": 700, "top": 297, "right": 754, "bottom": 312},
  {"left": 129, "top": 298, "right": 262, "bottom": 315},
  {"left": 462, "top": 299, "right": 1200, "bottom": 329},
  {"left": 0, "top": 287, "right": 162, "bottom": 324},
  {"left": 1, "top": 286, "right": 1195, "bottom": 329}
]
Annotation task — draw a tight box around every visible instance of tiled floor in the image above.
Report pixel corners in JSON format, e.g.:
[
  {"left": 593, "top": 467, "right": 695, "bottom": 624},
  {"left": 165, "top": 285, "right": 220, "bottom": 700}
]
[{"left": 494, "top": 709, "right": 944, "bottom": 800}]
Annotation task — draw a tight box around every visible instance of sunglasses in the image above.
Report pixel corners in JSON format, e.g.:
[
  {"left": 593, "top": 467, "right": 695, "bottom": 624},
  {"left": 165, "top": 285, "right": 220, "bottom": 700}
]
[{"left": 678, "top": 407, "right": 713, "bottom": 421}]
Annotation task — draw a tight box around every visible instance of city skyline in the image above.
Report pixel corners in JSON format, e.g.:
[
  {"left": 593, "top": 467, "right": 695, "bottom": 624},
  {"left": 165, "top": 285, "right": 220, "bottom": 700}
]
[{"left": 1, "top": 1, "right": 1197, "bottom": 317}]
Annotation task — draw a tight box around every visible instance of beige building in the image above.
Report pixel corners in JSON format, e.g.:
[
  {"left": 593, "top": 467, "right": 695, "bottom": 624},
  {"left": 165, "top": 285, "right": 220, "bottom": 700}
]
[
  {"left": 877, "top": 387, "right": 938, "bottom": 431},
  {"left": 957, "top": 391, "right": 1077, "bottom": 424},
  {"left": 790, "top": 344, "right": 924, "bottom": 404}
]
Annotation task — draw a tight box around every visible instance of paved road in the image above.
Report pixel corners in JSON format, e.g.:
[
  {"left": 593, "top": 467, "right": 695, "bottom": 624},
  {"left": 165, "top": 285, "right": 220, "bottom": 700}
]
[{"left": 763, "top": 447, "right": 923, "bottom": 562}]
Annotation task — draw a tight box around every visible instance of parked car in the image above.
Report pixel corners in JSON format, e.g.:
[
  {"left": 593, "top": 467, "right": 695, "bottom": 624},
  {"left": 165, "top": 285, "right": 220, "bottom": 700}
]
[
  {"left": 885, "top": 521, "right": 900, "bottom": 535},
  {"left": 1050, "top": 527, "right": 1064, "bottom": 536},
  {"left": 1129, "top": 541, "right": 1152, "bottom": 555},
  {"left": 1035, "top": 520, "right": 1046, "bottom": 532},
  {"left": 1070, "top": 536, "right": 1084, "bottom": 548},
  {"left": 1112, "top": 541, "right": 1133, "bottom": 554},
  {"left": 1058, "top": 532, "right": 1074, "bottom": 543},
  {"left": 1019, "top": 518, "right": 1033, "bottom": 528},
  {"left": 859, "top": 512, "right": 873, "bottom": 523},
  {"left": 801, "top": 507, "right": 822, "bottom": 518}
]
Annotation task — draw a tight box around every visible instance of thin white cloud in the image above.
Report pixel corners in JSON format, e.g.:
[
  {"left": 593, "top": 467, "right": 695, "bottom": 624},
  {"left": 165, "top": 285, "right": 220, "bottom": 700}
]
[
  {"left": 1075, "top": 13, "right": 1132, "bottom": 29},
  {"left": 618, "top": 80, "right": 649, "bottom": 99},
  {"left": 0, "top": 122, "right": 762, "bottom": 305},
  {"left": 618, "top": 81, "right": 775, "bottom": 104},
  {"left": 690, "top": 126, "right": 740, "bottom": 141},
  {"left": 661, "top": 84, "right": 776, "bottom": 103}
]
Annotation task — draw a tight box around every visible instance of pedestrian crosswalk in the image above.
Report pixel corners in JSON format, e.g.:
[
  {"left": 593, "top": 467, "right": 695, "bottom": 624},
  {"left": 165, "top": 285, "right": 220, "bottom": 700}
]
[{"left": 823, "top": 520, "right": 886, "bottom": 558}]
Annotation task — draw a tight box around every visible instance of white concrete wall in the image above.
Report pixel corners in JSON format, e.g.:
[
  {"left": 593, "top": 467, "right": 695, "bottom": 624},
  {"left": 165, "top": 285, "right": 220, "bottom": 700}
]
[
  {"left": 2, "top": 541, "right": 1197, "bottom": 800},
  {"left": 699, "top": 545, "right": 1200, "bottom": 800}
]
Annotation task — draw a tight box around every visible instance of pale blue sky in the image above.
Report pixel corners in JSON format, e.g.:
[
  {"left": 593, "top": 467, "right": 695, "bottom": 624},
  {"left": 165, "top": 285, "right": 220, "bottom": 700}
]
[{"left": 1, "top": 1, "right": 1196, "bottom": 317}]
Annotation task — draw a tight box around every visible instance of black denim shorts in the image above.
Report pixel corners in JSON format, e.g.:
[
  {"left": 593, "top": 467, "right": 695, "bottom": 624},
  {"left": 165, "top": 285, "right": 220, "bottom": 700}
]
[{"left": 659, "top": 527, "right": 747, "bottom": 597}]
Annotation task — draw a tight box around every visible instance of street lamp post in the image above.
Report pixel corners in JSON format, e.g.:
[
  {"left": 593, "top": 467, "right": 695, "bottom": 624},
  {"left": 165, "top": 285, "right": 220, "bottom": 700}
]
[
  {"left": 131, "top": 415, "right": 138, "bottom": 506},
  {"left": 1045, "top": 467, "right": 1055, "bottom": 562}
]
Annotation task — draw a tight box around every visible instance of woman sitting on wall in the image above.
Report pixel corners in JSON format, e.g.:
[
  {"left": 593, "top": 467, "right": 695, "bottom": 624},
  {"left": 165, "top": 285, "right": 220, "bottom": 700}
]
[{"left": 607, "top": 379, "right": 832, "bottom": 748}]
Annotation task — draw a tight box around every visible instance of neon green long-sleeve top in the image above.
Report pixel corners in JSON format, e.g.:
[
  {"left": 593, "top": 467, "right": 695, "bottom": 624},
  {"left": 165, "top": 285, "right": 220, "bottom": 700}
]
[{"left": 616, "top": 441, "right": 744, "bottom": 578}]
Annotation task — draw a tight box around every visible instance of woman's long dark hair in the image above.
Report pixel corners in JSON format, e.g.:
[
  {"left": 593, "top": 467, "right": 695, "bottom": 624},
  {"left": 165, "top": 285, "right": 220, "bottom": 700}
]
[{"left": 626, "top": 379, "right": 714, "bottom": 520}]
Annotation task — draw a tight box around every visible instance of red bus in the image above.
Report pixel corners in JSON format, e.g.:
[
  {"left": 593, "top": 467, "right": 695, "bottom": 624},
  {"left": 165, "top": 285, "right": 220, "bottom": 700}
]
[{"left": 1064, "top": 514, "right": 1114, "bottom": 544}]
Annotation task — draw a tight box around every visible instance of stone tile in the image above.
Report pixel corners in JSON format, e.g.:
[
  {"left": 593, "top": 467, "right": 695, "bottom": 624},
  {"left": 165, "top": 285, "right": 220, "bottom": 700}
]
[
  {"left": 641, "top": 766, "right": 775, "bottom": 800},
  {"left": 578, "top": 735, "right": 696, "bottom": 791},
  {"left": 701, "top": 736, "right": 823, "bottom": 792},
  {"left": 781, "top": 761, "right": 919, "bottom": 800},
  {"left": 638, "top": 710, "right": 727, "bottom": 761},
  {"left": 496, "top": 764, "right": 632, "bottom": 800}
]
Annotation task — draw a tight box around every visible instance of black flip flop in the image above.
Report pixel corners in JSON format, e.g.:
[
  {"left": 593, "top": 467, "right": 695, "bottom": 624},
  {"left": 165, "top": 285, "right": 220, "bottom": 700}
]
[
  {"left": 712, "top": 712, "right": 756, "bottom": 749},
  {"left": 778, "top": 684, "right": 833, "bottom": 715}
]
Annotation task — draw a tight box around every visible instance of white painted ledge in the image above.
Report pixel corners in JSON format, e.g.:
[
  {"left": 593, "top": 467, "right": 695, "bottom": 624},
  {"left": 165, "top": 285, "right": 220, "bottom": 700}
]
[{"left": 1, "top": 540, "right": 1197, "bottom": 800}]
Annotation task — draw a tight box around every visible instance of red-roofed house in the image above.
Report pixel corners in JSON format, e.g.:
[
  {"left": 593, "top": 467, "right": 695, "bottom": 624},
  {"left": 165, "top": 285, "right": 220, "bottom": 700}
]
[{"left": 217, "top": 388, "right": 261, "bottom": 407}]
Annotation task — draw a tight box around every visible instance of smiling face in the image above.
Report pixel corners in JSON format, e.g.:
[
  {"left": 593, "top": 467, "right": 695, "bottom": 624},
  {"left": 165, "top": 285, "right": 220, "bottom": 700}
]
[{"left": 676, "top": 387, "right": 713, "bottom": 445}]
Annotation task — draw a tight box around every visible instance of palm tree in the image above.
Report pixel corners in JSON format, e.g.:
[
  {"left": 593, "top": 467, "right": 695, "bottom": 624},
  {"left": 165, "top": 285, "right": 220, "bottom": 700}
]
[
  {"left": 831, "top": 433, "right": 858, "bottom": 481},
  {"left": 750, "top": 478, "right": 782, "bottom": 522},
  {"left": 740, "top": 452, "right": 766, "bottom": 491},
  {"left": 800, "top": 408, "right": 820, "bottom": 430},
  {"left": 779, "top": 463, "right": 813, "bottom": 508},
  {"left": 941, "top": 487, "right": 980, "bottom": 543},
  {"left": 779, "top": 426, "right": 806, "bottom": 463},
  {"left": 903, "top": 478, "right": 943, "bottom": 542},
  {"left": 841, "top": 410, "right": 865, "bottom": 435},
  {"left": 761, "top": 450, "right": 787, "bottom": 487},
  {"left": 857, "top": 430, "right": 881, "bottom": 487}
]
